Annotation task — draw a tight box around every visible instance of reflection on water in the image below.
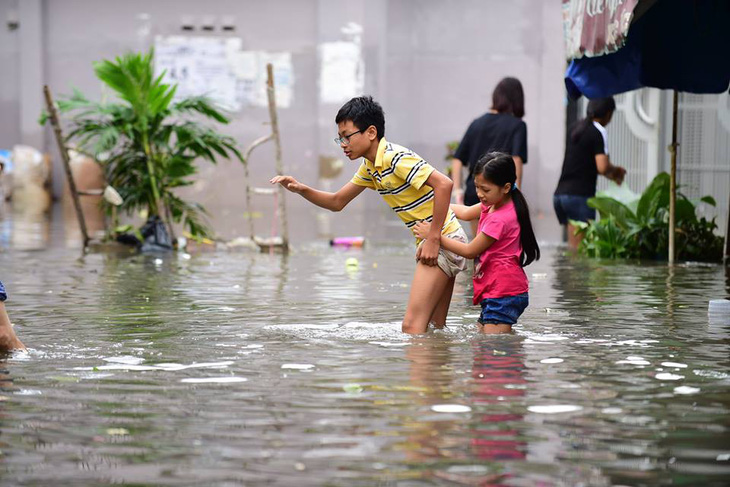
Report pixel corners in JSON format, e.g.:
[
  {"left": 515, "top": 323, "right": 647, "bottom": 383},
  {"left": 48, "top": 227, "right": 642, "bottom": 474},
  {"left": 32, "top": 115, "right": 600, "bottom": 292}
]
[{"left": 0, "top": 209, "right": 729, "bottom": 486}]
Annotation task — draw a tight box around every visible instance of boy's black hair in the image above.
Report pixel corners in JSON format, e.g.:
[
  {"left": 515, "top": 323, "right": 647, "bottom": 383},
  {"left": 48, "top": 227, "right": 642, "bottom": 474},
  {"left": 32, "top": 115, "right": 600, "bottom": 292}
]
[
  {"left": 570, "top": 96, "right": 616, "bottom": 143},
  {"left": 491, "top": 77, "right": 525, "bottom": 119},
  {"left": 473, "top": 152, "right": 540, "bottom": 267},
  {"left": 335, "top": 96, "right": 385, "bottom": 140}
]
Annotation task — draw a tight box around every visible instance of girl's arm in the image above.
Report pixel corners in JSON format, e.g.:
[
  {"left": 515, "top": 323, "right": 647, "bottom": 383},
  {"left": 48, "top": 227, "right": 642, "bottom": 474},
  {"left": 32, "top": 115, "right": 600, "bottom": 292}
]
[
  {"left": 413, "top": 222, "right": 495, "bottom": 259},
  {"left": 513, "top": 155, "right": 524, "bottom": 189},
  {"left": 450, "top": 203, "right": 481, "bottom": 222},
  {"left": 595, "top": 154, "right": 626, "bottom": 185}
]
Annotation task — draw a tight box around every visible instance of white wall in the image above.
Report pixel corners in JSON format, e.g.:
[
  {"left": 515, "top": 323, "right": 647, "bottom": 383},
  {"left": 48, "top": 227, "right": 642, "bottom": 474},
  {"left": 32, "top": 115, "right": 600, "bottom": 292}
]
[{"left": 0, "top": 0, "right": 567, "bottom": 242}]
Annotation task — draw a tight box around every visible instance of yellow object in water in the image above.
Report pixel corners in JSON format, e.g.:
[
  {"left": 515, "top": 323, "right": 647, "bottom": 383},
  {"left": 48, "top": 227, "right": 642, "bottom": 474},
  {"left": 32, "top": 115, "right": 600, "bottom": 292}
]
[{"left": 345, "top": 257, "right": 359, "bottom": 269}]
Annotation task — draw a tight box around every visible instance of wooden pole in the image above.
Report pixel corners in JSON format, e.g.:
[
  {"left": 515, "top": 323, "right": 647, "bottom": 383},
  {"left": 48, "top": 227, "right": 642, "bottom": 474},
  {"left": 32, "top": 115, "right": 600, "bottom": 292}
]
[
  {"left": 43, "top": 85, "right": 90, "bottom": 247},
  {"left": 266, "top": 63, "right": 289, "bottom": 250},
  {"left": 242, "top": 134, "right": 273, "bottom": 239},
  {"left": 668, "top": 90, "right": 678, "bottom": 264}
]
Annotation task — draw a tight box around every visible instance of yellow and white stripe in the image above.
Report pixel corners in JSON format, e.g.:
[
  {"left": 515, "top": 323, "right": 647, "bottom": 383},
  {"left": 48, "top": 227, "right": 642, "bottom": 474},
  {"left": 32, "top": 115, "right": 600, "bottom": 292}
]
[{"left": 351, "top": 138, "right": 462, "bottom": 242}]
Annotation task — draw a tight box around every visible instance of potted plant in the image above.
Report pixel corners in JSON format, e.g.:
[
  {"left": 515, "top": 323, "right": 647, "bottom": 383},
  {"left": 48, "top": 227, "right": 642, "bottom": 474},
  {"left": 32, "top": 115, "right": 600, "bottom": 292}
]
[
  {"left": 572, "top": 172, "right": 723, "bottom": 262},
  {"left": 42, "top": 49, "right": 243, "bottom": 249}
]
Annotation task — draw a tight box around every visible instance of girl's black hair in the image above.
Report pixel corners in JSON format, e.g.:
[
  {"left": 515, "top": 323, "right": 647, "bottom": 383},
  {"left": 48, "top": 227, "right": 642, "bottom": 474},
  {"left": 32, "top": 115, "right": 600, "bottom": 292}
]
[
  {"left": 570, "top": 96, "right": 616, "bottom": 143},
  {"left": 473, "top": 152, "right": 540, "bottom": 267},
  {"left": 491, "top": 77, "right": 525, "bottom": 119}
]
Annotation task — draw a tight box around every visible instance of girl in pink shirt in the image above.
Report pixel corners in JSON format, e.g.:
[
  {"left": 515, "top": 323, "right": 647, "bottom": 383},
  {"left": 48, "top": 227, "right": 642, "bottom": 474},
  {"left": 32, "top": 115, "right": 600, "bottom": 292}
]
[{"left": 415, "top": 152, "right": 540, "bottom": 333}]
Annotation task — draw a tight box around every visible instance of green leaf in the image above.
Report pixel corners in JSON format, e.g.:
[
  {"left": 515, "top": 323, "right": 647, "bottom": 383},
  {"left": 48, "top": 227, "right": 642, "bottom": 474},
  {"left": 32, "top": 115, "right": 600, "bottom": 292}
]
[
  {"left": 700, "top": 195, "right": 717, "bottom": 207},
  {"left": 588, "top": 197, "right": 637, "bottom": 229},
  {"left": 636, "top": 172, "right": 669, "bottom": 223}
]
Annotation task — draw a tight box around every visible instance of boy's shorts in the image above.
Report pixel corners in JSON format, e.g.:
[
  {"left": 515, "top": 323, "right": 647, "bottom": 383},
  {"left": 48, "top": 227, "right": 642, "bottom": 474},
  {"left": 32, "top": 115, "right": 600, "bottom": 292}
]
[
  {"left": 0, "top": 280, "right": 6, "bottom": 302},
  {"left": 479, "top": 292, "right": 529, "bottom": 325},
  {"left": 418, "top": 227, "right": 468, "bottom": 278}
]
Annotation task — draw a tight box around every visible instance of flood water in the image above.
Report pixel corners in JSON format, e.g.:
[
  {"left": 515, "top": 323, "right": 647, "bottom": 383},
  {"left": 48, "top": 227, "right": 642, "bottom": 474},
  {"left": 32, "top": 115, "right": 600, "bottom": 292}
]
[{"left": 0, "top": 208, "right": 729, "bottom": 486}]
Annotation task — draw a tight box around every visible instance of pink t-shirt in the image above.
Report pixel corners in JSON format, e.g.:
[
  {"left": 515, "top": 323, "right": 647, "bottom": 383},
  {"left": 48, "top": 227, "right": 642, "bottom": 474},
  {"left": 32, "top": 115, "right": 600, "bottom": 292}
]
[{"left": 473, "top": 200, "right": 528, "bottom": 303}]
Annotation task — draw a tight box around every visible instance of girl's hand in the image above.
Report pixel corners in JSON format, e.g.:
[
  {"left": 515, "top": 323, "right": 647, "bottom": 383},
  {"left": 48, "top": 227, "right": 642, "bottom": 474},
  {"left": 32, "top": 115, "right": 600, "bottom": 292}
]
[
  {"left": 270, "top": 175, "right": 303, "bottom": 194},
  {"left": 413, "top": 221, "right": 432, "bottom": 239}
]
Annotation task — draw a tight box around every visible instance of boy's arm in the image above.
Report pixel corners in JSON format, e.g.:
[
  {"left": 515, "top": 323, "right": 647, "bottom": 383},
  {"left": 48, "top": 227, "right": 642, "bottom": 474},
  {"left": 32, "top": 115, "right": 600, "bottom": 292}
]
[
  {"left": 270, "top": 176, "right": 365, "bottom": 212},
  {"left": 450, "top": 203, "right": 481, "bottom": 221},
  {"left": 417, "top": 170, "right": 453, "bottom": 266}
]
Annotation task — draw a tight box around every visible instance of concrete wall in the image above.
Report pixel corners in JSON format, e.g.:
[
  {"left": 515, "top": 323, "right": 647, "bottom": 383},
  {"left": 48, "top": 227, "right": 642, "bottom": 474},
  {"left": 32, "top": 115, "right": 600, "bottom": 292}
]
[
  {"left": 0, "top": 0, "right": 20, "bottom": 149},
  {"left": 0, "top": 0, "right": 566, "bottom": 242}
]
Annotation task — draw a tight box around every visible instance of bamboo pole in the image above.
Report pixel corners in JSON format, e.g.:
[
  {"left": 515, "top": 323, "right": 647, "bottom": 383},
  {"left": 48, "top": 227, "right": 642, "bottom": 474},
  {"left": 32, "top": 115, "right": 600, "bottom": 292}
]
[
  {"left": 242, "top": 134, "right": 273, "bottom": 239},
  {"left": 266, "top": 63, "right": 289, "bottom": 251},
  {"left": 668, "top": 90, "right": 678, "bottom": 264},
  {"left": 43, "top": 85, "right": 90, "bottom": 247}
]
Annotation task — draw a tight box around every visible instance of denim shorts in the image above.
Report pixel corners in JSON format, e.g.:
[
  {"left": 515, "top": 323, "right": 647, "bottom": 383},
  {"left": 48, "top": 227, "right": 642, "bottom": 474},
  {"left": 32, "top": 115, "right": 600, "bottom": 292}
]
[
  {"left": 0, "top": 280, "right": 6, "bottom": 302},
  {"left": 479, "top": 292, "right": 529, "bottom": 325},
  {"left": 553, "top": 194, "right": 595, "bottom": 225}
]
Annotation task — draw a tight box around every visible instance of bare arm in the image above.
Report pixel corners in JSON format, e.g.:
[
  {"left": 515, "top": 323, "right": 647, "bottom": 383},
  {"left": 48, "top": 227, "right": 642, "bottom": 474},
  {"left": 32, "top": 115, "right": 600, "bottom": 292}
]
[
  {"left": 441, "top": 231, "right": 495, "bottom": 259},
  {"left": 416, "top": 170, "right": 453, "bottom": 266},
  {"left": 414, "top": 222, "right": 495, "bottom": 259},
  {"left": 513, "top": 155, "right": 524, "bottom": 189},
  {"left": 451, "top": 158, "right": 465, "bottom": 203},
  {"left": 270, "top": 176, "right": 365, "bottom": 212},
  {"left": 595, "top": 154, "right": 626, "bottom": 185},
  {"left": 450, "top": 203, "right": 481, "bottom": 222}
]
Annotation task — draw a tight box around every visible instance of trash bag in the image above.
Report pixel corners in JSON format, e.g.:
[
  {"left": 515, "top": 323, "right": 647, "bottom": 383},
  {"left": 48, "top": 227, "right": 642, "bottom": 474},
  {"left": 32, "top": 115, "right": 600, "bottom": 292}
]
[{"left": 115, "top": 215, "right": 173, "bottom": 252}]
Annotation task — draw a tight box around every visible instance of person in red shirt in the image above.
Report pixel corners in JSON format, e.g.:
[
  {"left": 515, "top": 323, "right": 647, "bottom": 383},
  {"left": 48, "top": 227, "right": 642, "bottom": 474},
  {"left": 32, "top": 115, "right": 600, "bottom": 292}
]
[{"left": 415, "top": 152, "right": 540, "bottom": 333}]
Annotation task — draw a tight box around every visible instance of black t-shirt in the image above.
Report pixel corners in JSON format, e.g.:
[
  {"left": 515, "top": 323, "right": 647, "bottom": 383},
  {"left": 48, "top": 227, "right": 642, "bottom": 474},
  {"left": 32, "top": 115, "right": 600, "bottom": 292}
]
[
  {"left": 555, "top": 122, "right": 605, "bottom": 197},
  {"left": 454, "top": 112, "right": 528, "bottom": 179}
]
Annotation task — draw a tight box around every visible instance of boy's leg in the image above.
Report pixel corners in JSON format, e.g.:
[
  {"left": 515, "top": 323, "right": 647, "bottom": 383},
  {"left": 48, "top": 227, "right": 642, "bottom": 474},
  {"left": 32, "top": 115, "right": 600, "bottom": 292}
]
[
  {"left": 402, "top": 263, "right": 451, "bottom": 334},
  {"left": 0, "top": 303, "right": 25, "bottom": 352},
  {"left": 428, "top": 277, "right": 456, "bottom": 329}
]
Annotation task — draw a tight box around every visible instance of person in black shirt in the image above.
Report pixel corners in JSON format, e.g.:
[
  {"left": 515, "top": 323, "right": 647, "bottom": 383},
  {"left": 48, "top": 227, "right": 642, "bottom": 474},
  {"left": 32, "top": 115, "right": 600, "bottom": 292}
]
[
  {"left": 554, "top": 96, "right": 626, "bottom": 250},
  {"left": 451, "top": 77, "right": 528, "bottom": 235}
]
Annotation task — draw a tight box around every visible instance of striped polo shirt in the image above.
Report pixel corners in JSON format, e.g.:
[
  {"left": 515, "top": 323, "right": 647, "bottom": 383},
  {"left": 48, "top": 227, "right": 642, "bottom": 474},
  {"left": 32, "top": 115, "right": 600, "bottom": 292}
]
[{"left": 350, "top": 137, "right": 461, "bottom": 242}]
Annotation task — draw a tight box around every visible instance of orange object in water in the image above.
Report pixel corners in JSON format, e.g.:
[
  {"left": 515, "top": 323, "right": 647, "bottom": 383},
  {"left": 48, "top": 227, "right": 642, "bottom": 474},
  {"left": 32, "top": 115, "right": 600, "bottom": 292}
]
[{"left": 330, "top": 237, "right": 365, "bottom": 247}]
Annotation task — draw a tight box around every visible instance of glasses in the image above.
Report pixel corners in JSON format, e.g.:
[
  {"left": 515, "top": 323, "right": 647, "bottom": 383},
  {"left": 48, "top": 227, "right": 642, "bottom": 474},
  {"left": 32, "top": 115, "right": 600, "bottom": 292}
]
[{"left": 334, "top": 129, "right": 363, "bottom": 146}]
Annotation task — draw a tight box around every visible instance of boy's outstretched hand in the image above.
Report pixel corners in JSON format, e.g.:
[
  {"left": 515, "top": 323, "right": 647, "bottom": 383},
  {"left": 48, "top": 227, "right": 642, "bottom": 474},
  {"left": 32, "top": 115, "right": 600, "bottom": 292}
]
[{"left": 270, "top": 175, "right": 304, "bottom": 194}]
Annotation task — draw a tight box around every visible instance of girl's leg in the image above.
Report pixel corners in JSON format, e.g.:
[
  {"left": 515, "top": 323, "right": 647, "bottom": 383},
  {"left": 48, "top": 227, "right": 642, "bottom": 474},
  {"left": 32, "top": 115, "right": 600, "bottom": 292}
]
[
  {"left": 428, "top": 277, "right": 456, "bottom": 329},
  {"left": 477, "top": 322, "right": 512, "bottom": 334},
  {"left": 402, "top": 263, "right": 451, "bottom": 334}
]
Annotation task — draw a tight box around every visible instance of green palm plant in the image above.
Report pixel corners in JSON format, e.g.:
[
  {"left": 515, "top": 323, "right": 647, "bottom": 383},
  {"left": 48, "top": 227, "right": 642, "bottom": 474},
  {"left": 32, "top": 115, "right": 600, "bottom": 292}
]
[{"left": 42, "top": 49, "right": 243, "bottom": 239}]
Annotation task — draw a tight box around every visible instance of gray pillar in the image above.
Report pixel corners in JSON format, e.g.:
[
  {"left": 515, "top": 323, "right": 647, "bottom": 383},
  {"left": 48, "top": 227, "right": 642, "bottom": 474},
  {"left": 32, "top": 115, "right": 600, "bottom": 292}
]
[{"left": 18, "top": 0, "right": 44, "bottom": 150}]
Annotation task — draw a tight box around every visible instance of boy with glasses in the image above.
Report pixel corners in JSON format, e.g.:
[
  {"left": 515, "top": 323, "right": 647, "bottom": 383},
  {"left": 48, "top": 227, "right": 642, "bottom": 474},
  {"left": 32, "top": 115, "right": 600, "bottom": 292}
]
[{"left": 271, "top": 96, "right": 466, "bottom": 334}]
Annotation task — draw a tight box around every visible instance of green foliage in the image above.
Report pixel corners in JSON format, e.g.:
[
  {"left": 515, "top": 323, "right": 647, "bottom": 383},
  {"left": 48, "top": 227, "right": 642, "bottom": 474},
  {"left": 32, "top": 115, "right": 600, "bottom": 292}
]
[
  {"left": 444, "top": 140, "right": 459, "bottom": 177},
  {"left": 573, "top": 172, "right": 724, "bottom": 262},
  {"left": 44, "top": 49, "right": 243, "bottom": 238}
]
